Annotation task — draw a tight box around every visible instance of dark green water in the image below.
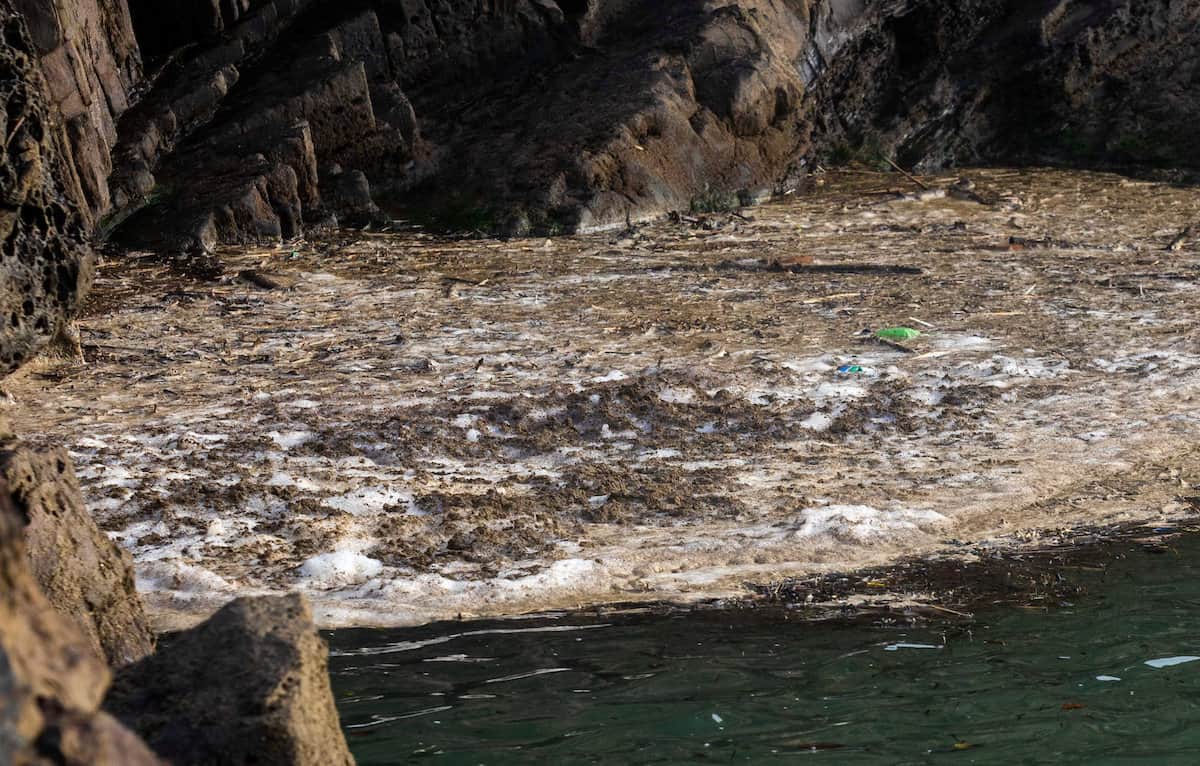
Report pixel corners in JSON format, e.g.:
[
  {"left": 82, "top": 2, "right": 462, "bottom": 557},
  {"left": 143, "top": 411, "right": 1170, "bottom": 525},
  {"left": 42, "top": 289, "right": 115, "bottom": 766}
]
[{"left": 329, "top": 536, "right": 1200, "bottom": 765}]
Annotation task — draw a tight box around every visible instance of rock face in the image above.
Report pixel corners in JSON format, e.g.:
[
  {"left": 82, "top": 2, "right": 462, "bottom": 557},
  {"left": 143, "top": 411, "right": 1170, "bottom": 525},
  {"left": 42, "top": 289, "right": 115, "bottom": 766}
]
[
  {"left": 0, "top": 2, "right": 95, "bottom": 374},
  {"left": 106, "top": 594, "right": 356, "bottom": 766},
  {"left": 0, "top": 476, "right": 163, "bottom": 766},
  {"left": 11, "top": 0, "right": 1198, "bottom": 246},
  {"left": 807, "top": 0, "right": 1200, "bottom": 174},
  {"left": 11, "top": 0, "right": 142, "bottom": 225},
  {"left": 0, "top": 444, "right": 155, "bottom": 667},
  {"left": 2, "top": 9, "right": 355, "bottom": 766},
  {"left": 399, "top": 0, "right": 820, "bottom": 233},
  {"left": 111, "top": 1, "right": 420, "bottom": 251}
]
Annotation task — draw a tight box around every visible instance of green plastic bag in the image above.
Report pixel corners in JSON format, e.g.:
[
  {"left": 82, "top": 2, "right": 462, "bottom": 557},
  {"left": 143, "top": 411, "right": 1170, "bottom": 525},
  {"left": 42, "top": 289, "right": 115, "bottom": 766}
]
[{"left": 876, "top": 327, "right": 921, "bottom": 341}]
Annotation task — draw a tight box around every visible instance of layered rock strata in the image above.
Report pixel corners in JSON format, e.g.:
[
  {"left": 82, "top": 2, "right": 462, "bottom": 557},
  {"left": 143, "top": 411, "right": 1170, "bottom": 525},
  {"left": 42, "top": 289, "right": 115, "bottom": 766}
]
[{"left": 14, "top": 0, "right": 1198, "bottom": 247}]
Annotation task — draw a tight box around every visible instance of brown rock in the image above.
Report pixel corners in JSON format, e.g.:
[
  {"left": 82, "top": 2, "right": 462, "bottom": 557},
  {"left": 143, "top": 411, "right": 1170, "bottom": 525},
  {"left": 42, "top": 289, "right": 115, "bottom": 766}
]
[
  {"left": 0, "top": 476, "right": 162, "bottom": 766},
  {"left": 0, "top": 444, "right": 155, "bottom": 668},
  {"left": 14, "top": 0, "right": 142, "bottom": 223},
  {"left": 0, "top": 1, "right": 95, "bottom": 375},
  {"left": 41, "top": 710, "right": 166, "bottom": 766},
  {"left": 12, "top": 0, "right": 1193, "bottom": 249},
  {"left": 106, "top": 594, "right": 355, "bottom": 766}
]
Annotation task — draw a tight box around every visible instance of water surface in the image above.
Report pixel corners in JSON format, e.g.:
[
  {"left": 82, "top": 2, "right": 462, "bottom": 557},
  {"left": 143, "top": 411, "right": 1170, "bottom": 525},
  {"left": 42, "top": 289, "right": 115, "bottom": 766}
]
[{"left": 330, "top": 534, "right": 1200, "bottom": 764}]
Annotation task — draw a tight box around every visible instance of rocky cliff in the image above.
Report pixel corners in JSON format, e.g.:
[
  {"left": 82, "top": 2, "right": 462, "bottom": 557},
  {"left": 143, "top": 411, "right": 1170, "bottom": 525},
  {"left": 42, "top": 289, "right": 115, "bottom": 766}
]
[
  {"left": 3, "top": 11, "right": 356, "bottom": 763},
  {"left": 1, "top": 0, "right": 94, "bottom": 374},
  {"left": 10, "top": 0, "right": 141, "bottom": 226},
  {"left": 808, "top": 0, "right": 1200, "bottom": 174},
  {"left": 12, "top": 0, "right": 1198, "bottom": 249}
]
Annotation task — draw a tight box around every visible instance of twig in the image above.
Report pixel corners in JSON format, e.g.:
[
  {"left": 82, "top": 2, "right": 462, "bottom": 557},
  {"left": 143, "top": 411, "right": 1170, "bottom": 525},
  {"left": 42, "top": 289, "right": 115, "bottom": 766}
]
[
  {"left": 5, "top": 115, "right": 26, "bottom": 149},
  {"left": 924, "top": 603, "right": 973, "bottom": 618},
  {"left": 802, "top": 291, "right": 862, "bottom": 304},
  {"left": 884, "top": 156, "right": 930, "bottom": 190}
]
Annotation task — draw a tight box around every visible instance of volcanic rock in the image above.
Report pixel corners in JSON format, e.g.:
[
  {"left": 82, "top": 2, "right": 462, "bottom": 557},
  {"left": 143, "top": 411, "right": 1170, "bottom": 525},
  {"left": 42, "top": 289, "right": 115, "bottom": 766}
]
[
  {"left": 106, "top": 594, "right": 355, "bottom": 766},
  {"left": 0, "top": 2, "right": 95, "bottom": 374},
  {"left": 0, "top": 443, "right": 155, "bottom": 668},
  {"left": 0, "top": 472, "right": 162, "bottom": 766}
]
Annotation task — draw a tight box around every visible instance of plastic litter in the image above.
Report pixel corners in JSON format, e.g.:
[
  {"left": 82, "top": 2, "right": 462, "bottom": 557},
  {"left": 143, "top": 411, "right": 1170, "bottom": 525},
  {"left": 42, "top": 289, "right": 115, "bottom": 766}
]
[
  {"left": 883, "top": 643, "right": 942, "bottom": 652},
  {"left": 837, "top": 365, "right": 864, "bottom": 374},
  {"left": 876, "top": 327, "right": 922, "bottom": 341},
  {"left": 1145, "top": 656, "right": 1200, "bottom": 669}
]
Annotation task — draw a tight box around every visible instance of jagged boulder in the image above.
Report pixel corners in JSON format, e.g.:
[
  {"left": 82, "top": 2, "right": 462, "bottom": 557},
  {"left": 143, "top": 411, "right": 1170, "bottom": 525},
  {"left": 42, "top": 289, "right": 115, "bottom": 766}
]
[
  {"left": 0, "top": 444, "right": 155, "bottom": 668},
  {"left": 0, "top": 3, "right": 94, "bottom": 374},
  {"left": 0, "top": 475, "right": 163, "bottom": 766},
  {"left": 106, "top": 594, "right": 355, "bottom": 766}
]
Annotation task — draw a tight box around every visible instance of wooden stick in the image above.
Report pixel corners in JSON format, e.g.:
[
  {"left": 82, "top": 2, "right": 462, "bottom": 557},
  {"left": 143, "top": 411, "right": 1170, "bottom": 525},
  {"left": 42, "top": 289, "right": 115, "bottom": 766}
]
[
  {"left": 923, "top": 603, "right": 972, "bottom": 618},
  {"left": 5, "top": 115, "right": 26, "bottom": 149},
  {"left": 802, "top": 291, "right": 861, "bottom": 304},
  {"left": 884, "top": 156, "right": 930, "bottom": 190}
]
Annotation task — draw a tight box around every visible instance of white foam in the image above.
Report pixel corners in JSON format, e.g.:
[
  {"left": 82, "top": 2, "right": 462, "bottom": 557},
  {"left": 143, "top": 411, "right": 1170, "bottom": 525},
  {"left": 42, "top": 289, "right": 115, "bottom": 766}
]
[
  {"left": 782, "top": 357, "right": 836, "bottom": 374},
  {"left": 801, "top": 412, "right": 834, "bottom": 431},
  {"left": 298, "top": 550, "right": 384, "bottom": 587},
  {"left": 931, "top": 334, "right": 993, "bottom": 351},
  {"left": 794, "top": 505, "right": 947, "bottom": 543},
  {"left": 593, "top": 370, "right": 628, "bottom": 383},
  {"left": 639, "top": 448, "right": 681, "bottom": 461},
  {"left": 138, "top": 560, "right": 236, "bottom": 596},
  {"left": 265, "top": 471, "right": 322, "bottom": 491},
  {"left": 884, "top": 643, "right": 942, "bottom": 651},
  {"left": 658, "top": 386, "right": 697, "bottom": 404},
  {"left": 1145, "top": 656, "right": 1200, "bottom": 669},
  {"left": 75, "top": 436, "right": 109, "bottom": 449},
  {"left": 324, "top": 486, "right": 414, "bottom": 515},
  {"left": 181, "top": 431, "right": 227, "bottom": 446},
  {"left": 268, "top": 430, "right": 315, "bottom": 450},
  {"left": 811, "top": 381, "right": 868, "bottom": 403}
]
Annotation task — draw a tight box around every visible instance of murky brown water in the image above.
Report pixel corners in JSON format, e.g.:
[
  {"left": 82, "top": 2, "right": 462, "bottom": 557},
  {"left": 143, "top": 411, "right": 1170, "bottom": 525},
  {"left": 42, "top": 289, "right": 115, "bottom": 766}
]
[{"left": 6, "top": 168, "right": 1200, "bottom": 628}]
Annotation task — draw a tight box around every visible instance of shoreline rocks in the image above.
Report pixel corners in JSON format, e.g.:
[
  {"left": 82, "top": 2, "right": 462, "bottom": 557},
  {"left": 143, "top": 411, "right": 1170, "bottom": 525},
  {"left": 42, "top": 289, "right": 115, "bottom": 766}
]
[
  {"left": 106, "top": 594, "right": 355, "bottom": 766},
  {"left": 1, "top": 443, "right": 155, "bottom": 667},
  {"left": 0, "top": 1, "right": 95, "bottom": 375},
  {"left": 0, "top": 472, "right": 163, "bottom": 765},
  {"left": 0, "top": 443, "right": 358, "bottom": 764}
]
